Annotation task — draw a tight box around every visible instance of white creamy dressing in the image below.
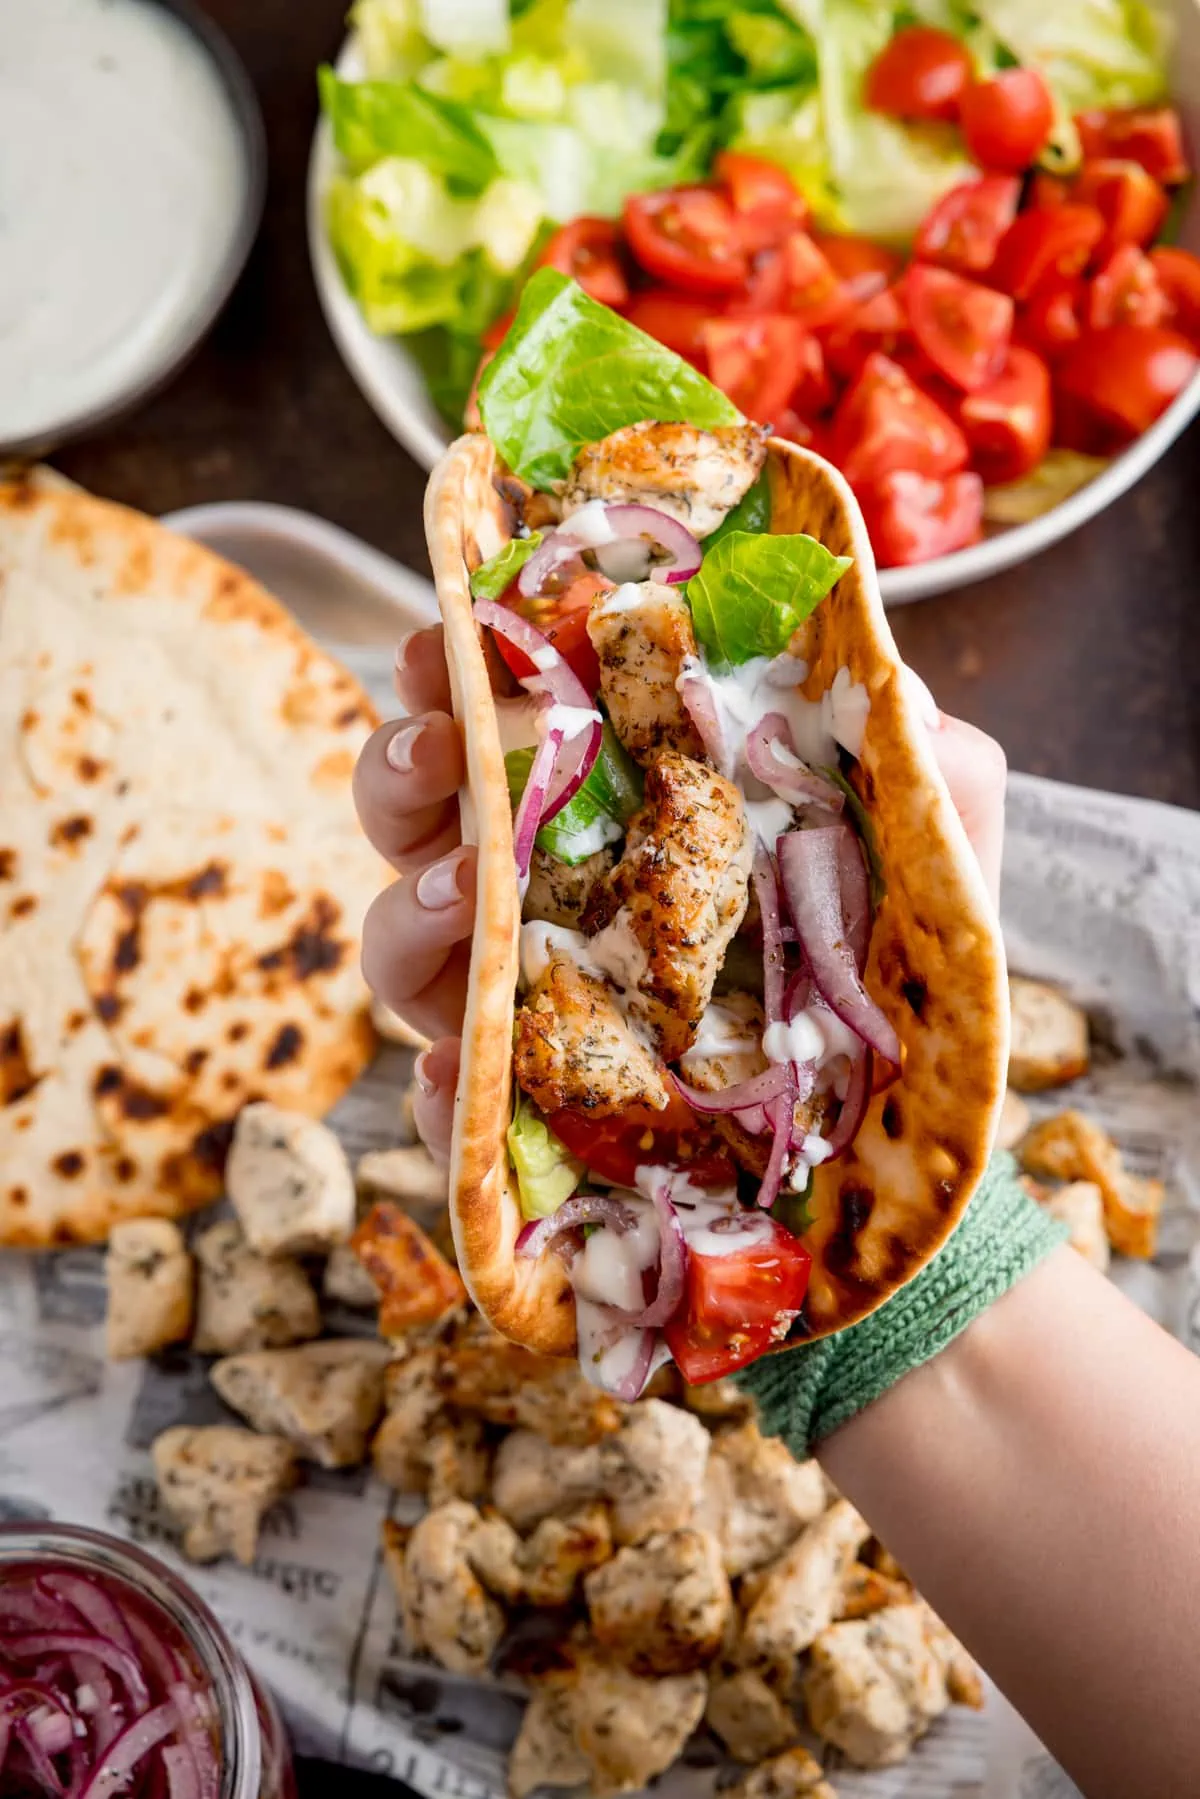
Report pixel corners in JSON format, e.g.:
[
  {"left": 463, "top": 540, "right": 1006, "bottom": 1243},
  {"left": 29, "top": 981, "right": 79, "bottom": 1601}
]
[
  {"left": 593, "top": 581, "right": 649, "bottom": 617},
  {"left": 684, "top": 1002, "right": 755, "bottom": 1060},
  {"left": 543, "top": 703, "right": 603, "bottom": 743},
  {"left": 520, "top": 909, "right": 647, "bottom": 998},
  {"left": 571, "top": 1208, "right": 660, "bottom": 1309},
  {"left": 677, "top": 652, "right": 869, "bottom": 779},
  {"left": 763, "top": 1005, "right": 861, "bottom": 1070},
  {"left": 0, "top": 0, "right": 250, "bottom": 442},
  {"left": 562, "top": 498, "right": 617, "bottom": 548},
  {"left": 575, "top": 1300, "right": 674, "bottom": 1393}
]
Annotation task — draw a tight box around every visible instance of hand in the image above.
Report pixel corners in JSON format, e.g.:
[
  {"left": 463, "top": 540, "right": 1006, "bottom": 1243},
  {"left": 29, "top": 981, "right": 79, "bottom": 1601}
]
[{"left": 354, "top": 631, "right": 1007, "bottom": 1158}]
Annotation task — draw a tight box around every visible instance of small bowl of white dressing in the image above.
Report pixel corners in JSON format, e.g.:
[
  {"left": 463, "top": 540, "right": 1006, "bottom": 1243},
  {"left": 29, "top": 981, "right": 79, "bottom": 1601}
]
[{"left": 0, "top": 0, "right": 265, "bottom": 456}]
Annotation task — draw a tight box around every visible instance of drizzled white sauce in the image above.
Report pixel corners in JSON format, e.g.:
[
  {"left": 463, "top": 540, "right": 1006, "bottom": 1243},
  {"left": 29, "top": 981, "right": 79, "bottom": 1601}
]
[
  {"left": 518, "top": 908, "right": 647, "bottom": 998},
  {"left": 685, "top": 1002, "right": 755, "bottom": 1060},
  {"left": 563, "top": 499, "right": 618, "bottom": 548},
  {"left": 572, "top": 1208, "right": 660, "bottom": 1308},
  {"left": 543, "top": 703, "right": 602, "bottom": 743},
  {"left": 676, "top": 652, "right": 869, "bottom": 778},
  {"left": 593, "top": 579, "right": 651, "bottom": 617}
]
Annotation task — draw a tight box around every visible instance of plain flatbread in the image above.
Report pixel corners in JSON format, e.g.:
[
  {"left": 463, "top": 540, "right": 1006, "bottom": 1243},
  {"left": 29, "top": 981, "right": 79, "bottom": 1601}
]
[
  {"left": 426, "top": 433, "right": 1009, "bottom": 1353},
  {"left": 0, "top": 477, "right": 386, "bottom": 1246}
]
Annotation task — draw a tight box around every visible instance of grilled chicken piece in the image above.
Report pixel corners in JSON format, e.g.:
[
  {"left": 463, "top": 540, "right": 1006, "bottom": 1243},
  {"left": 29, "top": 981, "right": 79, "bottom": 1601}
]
[
  {"left": 584, "top": 1527, "right": 732, "bottom": 1674},
  {"left": 584, "top": 752, "right": 752, "bottom": 1061},
  {"left": 389, "top": 1501, "right": 506, "bottom": 1676},
  {"left": 533, "top": 1641, "right": 708, "bottom": 1796},
  {"left": 740, "top": 1499, "right": 871, "bottom": 1665},
  {"left": 524, "top": 845, "right": 616, "bottom": 929},
  {"left": 586, "top": 581, "right": 704, "bottom": 766},
  {"left": 564, "top": 420, "right": 770, "bottom": 541},
  {"left": 1008, "top": 975, "right": 1089, "bottom": 1091},
  {"left": 802, "top": 1604, "right": 953, "bottom": 1770},
  {"left": 705, "top": 1666, "right": 800, "bottom": 1763},
  {"left": 726, "top": 1749, "right": 837, "bottom": 1799},
  {"left": 471, "top": 1504, "right": 614, "bottom": 1609},
  {"left": 438, "top": 1331, "right": 624, "bottom": 1446},
  {"left": 836, "top": 1561, "right": 913, "bottom": 1621},
  {"left": 514, "top": 956, "right": 671, "bottom": 1116},
  {"left": 508, "top": 1684, "right": 592, "bottom": 1799},
  {"left": 696, "top": 1419, "right": 827, "bottom": 1578}
]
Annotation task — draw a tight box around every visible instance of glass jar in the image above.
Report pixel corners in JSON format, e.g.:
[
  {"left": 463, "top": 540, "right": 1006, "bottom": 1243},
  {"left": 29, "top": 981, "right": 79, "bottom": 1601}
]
[{"left": 0, "top": 1523, "right": 296, "bottom": 1799}]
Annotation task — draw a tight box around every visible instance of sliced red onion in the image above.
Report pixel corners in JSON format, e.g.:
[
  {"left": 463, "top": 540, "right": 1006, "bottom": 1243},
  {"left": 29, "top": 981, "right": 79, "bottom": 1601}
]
[
  {"left": 516, "top": 1193, "right": 639, "bottom": 1260},
  {"left": 521, "top": 504, "right": 701, "bottom": 598},
  {"left": 746, "top": 713, "right": 845, "bottom": 812},
  {"left": 752, "top": 842, "right": 786, "bottom": 1024},
  {"left": 734, "top": 1103, "right": 769, "bottom": 1135},
  {"left": 614, "top": 1187, "right": 687, "bottom": 1330},
  {"left": 837, "top": 823, "right": 871, "bottom": 975},
  {"left": 517, "top": 534, "right": 587, "bottom": 598},
  {"left": 79, "top": 1703, "right": 178, "bottom": 1799},
  {"left": 5, "top": 1639, "right": 148, "bottom": 1712},
  {"left": 757, "top": 1065, "right": 798, "bottom": 1211},
  {"left": 25, "top": 1704, "right": 74, "bottom": 1757},
  {"left": 511, "top": 724, "right": 563, "bottom": 882},
  {"left": 474, "top": 598, "right": 602, "bottom": 826},
  {"left": 783, "top": 966, "right": 812, "bottom": 1020},
  {"left": 778, "top": 828, "right": 900, "bottom": 1067},
  {"left": 166, "top": 1685, "right": 218, "bottom": 1799},
  {"left": 822, "top": 1048, "right": 873, "bottom": 1161},
  {"left": 163, "top": 1745, "right": 202, "bottom": 1799},
  {"left": 670, "top": 1065, "right": 787, "bottom": 1115},
  {"left": 40, "top": 1574, "right": 136, "bottom": 1661},
  {"left": 606, "top": 1328, "right": 658, "bottom": 1402},
  {"left": 678, "top": 667, "right": 731, "bottom": 777},
  {"left": 14, "top": 1718, "right": 62, "bottom": 1795},
  {"left": 591, "top": 505, "right": 702, "bottom": 586}
]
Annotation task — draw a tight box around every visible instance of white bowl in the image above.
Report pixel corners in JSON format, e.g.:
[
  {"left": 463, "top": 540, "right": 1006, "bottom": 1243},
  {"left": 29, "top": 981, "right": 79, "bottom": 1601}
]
[{"left": 307, "top": 18, "right": 1200, "bottom": 606}]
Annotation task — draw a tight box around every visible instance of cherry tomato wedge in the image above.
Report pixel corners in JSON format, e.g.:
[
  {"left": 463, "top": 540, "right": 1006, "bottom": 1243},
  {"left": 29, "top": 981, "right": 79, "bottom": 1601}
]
[
  {"left": 1075, "top": 107, "right": 1190, "bottom": 186},
  {"left": 623, "top": 186, "right": 749, "bottom": 295},
  {"left": 715, "top": 151, "right": 806, "bottom": 251},
  {"left": 905, "top": 264, "right": 1013, "bottom": 392},
  {"left": 702, "top": 315, "right": 828, "bottom": 424},
  {"left": 830, "top": 351, "right": 968, "bottom": 489},
  {"left": 813, "top": 232, "right": 901, "bottom": 301},
  {"left": 1055, "top": 324, "right": 1199, "bottom": 452},
  {"left": 780, "top": 231, "right": 847, "bottom": 326},
  {"left": 623, "top": 288, "right": 716, "bottom": 362},
  {"left": 1150, "top": 247, "right": 1200, "bottom": 346},
  {"left": 864, "top": 25, "right": 972, "bottom": 123},
  {"left": 960, "top": 68, "right": 1055, "bottom": 173},
  {"left": 1086, "top": 245, "right": 1166, "bottom": 331},
  {"left": 1014, "top": 274, "right": 1085, "bottom": 363},
  {"left": 821, "top": 284, "right": 909, "bottom": 382},
  {"left": 547, "top": 1097, "right": 734, "bottom": 1193},
  {"left": 536, "top": 218, "right": 629, "bottom": 309},
  {"left": 958, "top": 346, "right": 1052, "bottom": 484},
  {"left": 914, "top": 175, "right": 1021, "bottom": 275},
  {"left": 1071, "top": 159, "right": 1167, "bottom": 256},
  {"left": 990, "top": 204, "right": 1105, "bottom": 301},
  {"left": 858, "top": 469, "right": 984, "bottom": 567},
  {"left": 494, "top": 573, "right": 609, "bottom": 693},
  {"left": 663, "top": 1217, "right": 812, "bottom": 1384}
]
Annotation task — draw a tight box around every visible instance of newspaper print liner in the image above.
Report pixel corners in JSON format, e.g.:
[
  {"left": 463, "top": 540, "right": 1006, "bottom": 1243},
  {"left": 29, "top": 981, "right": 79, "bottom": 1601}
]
[{"left": 425, "top": 432, "right": 1010, "bottom": 1352}]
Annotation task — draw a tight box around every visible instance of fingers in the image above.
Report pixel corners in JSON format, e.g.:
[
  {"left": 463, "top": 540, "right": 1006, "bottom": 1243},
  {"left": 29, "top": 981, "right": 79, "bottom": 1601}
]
[
  {"left": 413, "top": 1037, "right": 461, "bottom": 1165},
  {"left": 353, "top": 712, "right": 464, "bottom": 873},
  {"left": 394, "top": 626, "right": 453, "bottom": 715},
  {"left": 928, "top": 712, "right": 1007, "bottom": 910},
  {"left": 361, "top": 847, "right": 477, "bottom": 1041}
]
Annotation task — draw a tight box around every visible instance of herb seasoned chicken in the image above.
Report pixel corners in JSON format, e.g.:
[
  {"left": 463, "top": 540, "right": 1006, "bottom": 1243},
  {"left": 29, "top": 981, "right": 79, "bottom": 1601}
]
[
  {"left": 802, "top": 1603, "right": 955, "bottom": 1769},
  {"left": 563, "top": 420, "right": 770, "bottom": 541},
  {"left": 514, "top": 956, "right": 672, "bottom": 1116},
  {"left": 586, "top": 581, "right": 704, "bottom": 766},
  {"left": 583, "top": 752, "right": 752, "bottom": 1060},
  {"left": 524, "top": 846, "right": 617, "bottom": 928},
  {"left": 438, "top": 1331, "right": 625, "bottom": 1446},
  {"left": 584, "top": 1526, "right": 732, "bottom": 1674},
  {"left": 705, "top": 1666, "right": 800, "bottom": 1763},
  {"left": 390, "top": 1501, "right": 506, "bottom": 1676},
  {"left": 740, "top": 1498, "right": 871, "bottom": 1664},
  {"left": 531, "top": 1643, "right": 708, "bottom": 1796},
  {"left": 696, "top": 1418, "right": 828, "bottom": 1577}
]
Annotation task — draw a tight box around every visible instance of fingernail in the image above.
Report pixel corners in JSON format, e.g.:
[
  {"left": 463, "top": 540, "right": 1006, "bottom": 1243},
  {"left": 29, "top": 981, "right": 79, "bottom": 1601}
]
[
  {"left": 395, "top": 631, "right": 417, "bottom": 677},
  {"left": 416, "top": 851, "right": 469, "bottom": 911},
  {"left": 386, "top": 719, "right": 425, "bottom": 774},
  {"left": 414, "top": 1048, "right": 438, "bottom": 1096}
]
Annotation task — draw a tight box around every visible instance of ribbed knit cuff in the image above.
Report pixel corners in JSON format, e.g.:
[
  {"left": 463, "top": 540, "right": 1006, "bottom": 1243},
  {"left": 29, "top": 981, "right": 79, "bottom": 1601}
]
[{"left": 737, "top": 1154, "right": 1067, "bottom": 1458}]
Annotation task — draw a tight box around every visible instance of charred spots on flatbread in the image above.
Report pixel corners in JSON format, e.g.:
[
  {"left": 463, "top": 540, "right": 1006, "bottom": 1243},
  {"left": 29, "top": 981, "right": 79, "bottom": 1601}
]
[
  {"left": 256, "top": 895, "right": 346, "bottom": 984},
  {"left": 1, "top": 1023, "right": 42, "bottom": 1108},
  {"left": 192, "top": 1118, "right": 236, "bottom": 1170},
  {"left": 259, "top": 870, "right": 296, "bottom": 920},
  {"left": 881, "top": 1096, "right": 902, "bottom": 1139},
  {"left": 824, "top": 1183, "right": 875, "bottom": 1279},
  {"left": 184, "top": 1048, "right": 209, "bottom": 1076},
  {"left": 8, "top": 895, "right": 36, "bottom": 920},
  {"left": 184, "top": 988, "right": 207, "bottom": 1015},
  {"left": 114, "top": 1156, "right": 137, "bottom": 1184},
  {"left": 71, "top": 688, "right": 92, "bottom": 714},
  {"left": 0, "top": 850, "right": 16, "bottom": 881},
  {"left": 53, "top": 1151, "right": 85, "bottom": 1180},
  {"left": 227, "top": 1020, "right": 249, "bottom": 1042},
  {"left": 8, "top": 1187, "right": 28, "bottom": 1209},
  {"left": 264, "top": 1023, "right": 304, "bottom": 1070},
  {"left": 91, "top": 1062, "right": 169, "bottom": 1122},
  {"left": 901, "top": 977, "right": 927, "bottom": 1018},
  {"left": 50, "top": 814, "right": 94, "bottom": 850},
  {"left": 95, "top": 994, "right": 123, "bottom": 1024}
]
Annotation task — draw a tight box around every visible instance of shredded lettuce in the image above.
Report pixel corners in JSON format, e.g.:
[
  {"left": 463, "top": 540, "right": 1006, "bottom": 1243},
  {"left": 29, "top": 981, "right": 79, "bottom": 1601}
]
[
  {"left": 470, "top": 534, "right": 545, "bottom": 600},
  {"left": 508, "top": 1095, "right": 584, "bottom": 1219},
  {"left": 506, "top": 722, "right": 644, "bottom": 865},
  {"left": 971, "top": 0, "right": 1169, "bottom": 113},
  {"left": 350, "top": 0, "right": 428, "bottom": 79},
  {"left": 686, "top": 531, "right": 851, "bottom": 670},
  {"left": 417, "top": 0, "right": 511, "bottom": 58},
  {"left": 478, "top": 270, "right": 739, "bottom": 487},
  {"left": 319, "top": 67, "right": 498, "bottom": 189}
]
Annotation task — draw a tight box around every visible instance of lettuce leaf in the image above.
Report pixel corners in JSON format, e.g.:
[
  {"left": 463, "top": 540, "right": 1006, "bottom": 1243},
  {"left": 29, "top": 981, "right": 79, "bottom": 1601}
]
[
  {"left": 506, "top": 722, "right": 644, "bottom": 865},
  {"left": 319, "top": 67, "right": 498, "bottom": 190},
  {"left": 470, "top": 534, "right": 544, "bottom": 600},
  {"left": 703, "top": 470, "right": 772, "bottom": 548},
  {"left": 350, "top": 0, "right": 429, "bottom": 80},
  {"left": 508, "top": 1096, "right": 584, "bottom": 1220},
  {"left": 687, "top": 530, "right": 851, "bottom": 669},
  {"left": 478, "top": 269, "right": 739, "bottom": 486},
  {"left": 972, "top": 0, "right": 1169, "bottom": 113}
]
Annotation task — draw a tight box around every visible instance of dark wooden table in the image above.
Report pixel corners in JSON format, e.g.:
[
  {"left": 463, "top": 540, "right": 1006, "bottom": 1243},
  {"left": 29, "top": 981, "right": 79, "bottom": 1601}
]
[{"left": 57, "top": 0, "right": 1200, "bottom": 810}]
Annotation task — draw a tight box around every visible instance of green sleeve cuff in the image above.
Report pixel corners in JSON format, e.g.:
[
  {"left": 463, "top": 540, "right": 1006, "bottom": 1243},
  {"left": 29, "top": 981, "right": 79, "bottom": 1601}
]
[{"left": 737, "top": 1154, "right": 1067, "bottom": 1458}]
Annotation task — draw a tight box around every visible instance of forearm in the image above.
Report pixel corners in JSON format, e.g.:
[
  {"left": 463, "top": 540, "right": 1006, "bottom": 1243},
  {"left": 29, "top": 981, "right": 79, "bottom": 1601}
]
[{"left": 821, "top": 1245, "right": 1200, "bottom": 1797}]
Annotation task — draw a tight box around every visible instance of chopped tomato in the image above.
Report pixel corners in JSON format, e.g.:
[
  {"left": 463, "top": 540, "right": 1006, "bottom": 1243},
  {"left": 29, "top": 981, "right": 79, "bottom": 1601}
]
[
  {"left": 730, "top": 232, "right": 846, "bottom": 327},
  {"left": 1086, "top": 245, "right": 1166, "bottom": 331},
  {"left": 623, "top": 288, "right": 715, "bottom": 362},
  {"left": 830, "top": 351, "right": 968, "bottom": 489},
  {"left": 1150, "top": 247, "right": 1200, "bottom": 346},
  {"left": 813, "top": 232, "right": 900, "bottom": 301},
  {"left": 495, "top": 573, "right": 608, "bottom": 692},
  {"left": 958, "top": 346, "right": 1052, "bottom": 484},
  {"left": 663, "top": 1218, "right": 812, "bottom": 1384},
  {"left": 821, "top": 284, "right": 909, "bottom": 382},
  {"left": 858, "top": 469, "right": 984, "bottom": 567},
  {"left": 990, "top": 204, "right": 1105, "bottom": 301},
  {"left": 905, "top": 264, "right": 1013, "bottom": 392},
  {"left": 1075, "top": 107, "right": 1190, "bottom": 186},
  {"left": 547, "top": 1097, "right": 734, "bottom": 1193},
  {"left": 1072, "top": 159, "right": 1168, "bottom": 255},
  {"left": 715, "top": 151, "right": 806, "bottom": 251},
  {"left": 915, "top": 175, "right": 1021, "bottom": 276},
  {"left": 1055, "top": 324, "right": 1199, "bottom": 452},
  {"left": 960, "top": 68, "right": 1054, "bottom": 172},
  {"left": 1015, "top": 274, "right": 1085, "bottom": 362},
  {"left": 1028, "top": 171, "right": 1071, "bottom": 210},
  {"left": 536, "top": 218, "right": 629, "bottom": 309},
  {"left": 864, "top": 25, "right": 972, "bottom": 123},
  {"left": 702, "top": 314, "right": 828, "bottom": 424},
  {"left": 481, "top": 310, "right": 515, "bottom": 352},
  {"left": 623, "top": 186, "right": 749, "bottom": 295}
]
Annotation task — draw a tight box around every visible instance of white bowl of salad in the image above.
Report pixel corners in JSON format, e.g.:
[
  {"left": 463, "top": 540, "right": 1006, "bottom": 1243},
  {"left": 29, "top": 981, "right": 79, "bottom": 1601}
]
[{"left": 307, "top": 0, "right": 1200, "bottom": 604}]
